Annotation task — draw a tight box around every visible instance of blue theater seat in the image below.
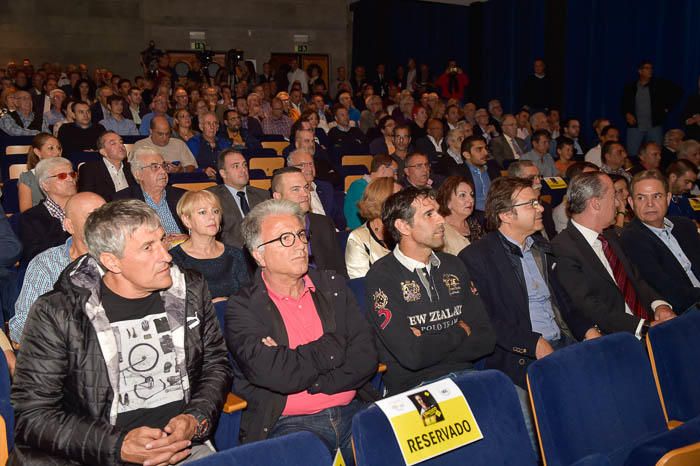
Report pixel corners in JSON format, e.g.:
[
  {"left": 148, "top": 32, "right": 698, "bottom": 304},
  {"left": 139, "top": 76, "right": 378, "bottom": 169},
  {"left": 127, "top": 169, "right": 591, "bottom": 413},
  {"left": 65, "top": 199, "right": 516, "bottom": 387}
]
[
  {"left": 647, "top": 310, "right": 700, "bottom": 424},
  {"left": 352, "top": 370, "right": 538, "bottom": 466},
  {"left": 527, "top": 332, "right": 700, "bottom": 466}
]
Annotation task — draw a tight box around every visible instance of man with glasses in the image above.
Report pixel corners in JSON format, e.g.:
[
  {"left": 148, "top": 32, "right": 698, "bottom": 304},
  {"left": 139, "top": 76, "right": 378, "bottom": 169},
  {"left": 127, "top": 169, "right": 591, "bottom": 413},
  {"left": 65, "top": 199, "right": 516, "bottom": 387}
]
[
  {"left": 115, "top": 146, "right": 187, "bottom": 243},
  {"left": 402, "top": 152, "right": 433, "bottom": 189},
  {"left": 459, "top": 177, "right": 599, "bottom": 453},
  {"left": 507, "top": 160, "right": 557, "bottom": 239},
  {"left": 139, "top": 94, "right": 173, "bottom": 135},
  {"left": 226, "top": 199, "right": 377, "bottom": 463},
  {"left": 208, "top": 149, "right": 270, "bottom": 249},
  {"left": 271, "top": 167, "right": 346, "bottom": 276},
  {"left": 133, "top": 115, "right": 197, "bottom": 173}
]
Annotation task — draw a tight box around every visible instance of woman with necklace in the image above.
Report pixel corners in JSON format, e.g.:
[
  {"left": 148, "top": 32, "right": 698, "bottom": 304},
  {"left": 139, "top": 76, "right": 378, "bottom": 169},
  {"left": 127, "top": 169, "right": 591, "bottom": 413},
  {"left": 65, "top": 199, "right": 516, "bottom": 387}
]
[
  {"left": 436, "top": 176, "right": 485, "bottom": 256},
  {"left": 171, "top": 190, "right": 250, "bottom": 302},
  {"left": 345, "top": 177, "right": 402, "bottom": 279}
]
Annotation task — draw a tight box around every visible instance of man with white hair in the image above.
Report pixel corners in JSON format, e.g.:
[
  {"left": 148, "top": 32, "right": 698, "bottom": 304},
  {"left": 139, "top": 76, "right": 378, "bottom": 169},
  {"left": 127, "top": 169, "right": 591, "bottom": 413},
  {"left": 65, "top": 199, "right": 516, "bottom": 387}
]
[
  {"left": 115, "top": 146, "right": 187, "bottom": 240},
  {"left": 20, "top": 157, "right": 76, "bottom": 262},
  {"left": 225, "top": 199, "right": 377, "bottom": 463},
  {"left": 11, "top": 192, "right": 106, "bottom": 344},
  {"left": 11, "top": 199, "right": 232, "bottom": 464}
]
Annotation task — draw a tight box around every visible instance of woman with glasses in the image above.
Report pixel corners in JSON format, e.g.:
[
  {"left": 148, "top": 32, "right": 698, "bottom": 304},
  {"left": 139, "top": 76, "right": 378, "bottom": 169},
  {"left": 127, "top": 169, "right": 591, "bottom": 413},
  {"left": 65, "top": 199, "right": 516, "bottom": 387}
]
[
  {"left": 172, "top": 108, "right": 198, "bottom": 142},
  {"left": 345, "top": 177, "right": 402, "bottom": 278},
  {"left": 344, "top": 154, "right": 398, "bottom": 230},
  {"left": 171, "top": 190, "right": 250, "bottom": 302},
  {"left": 436, "top": 176, "right": 485, "bottom": 255},
  {"left": 20, "top": 157, "right": 76, "bottom": 262},
  {"left": 18, "top": 133, "right": 63, "bottom": 212}
]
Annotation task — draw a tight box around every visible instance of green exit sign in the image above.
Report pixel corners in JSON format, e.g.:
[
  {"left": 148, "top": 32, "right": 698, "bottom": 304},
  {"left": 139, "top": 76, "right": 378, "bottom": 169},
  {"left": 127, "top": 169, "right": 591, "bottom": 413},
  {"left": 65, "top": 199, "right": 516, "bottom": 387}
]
[
  {"left": 191, "top": 40, "right": 206, "bottom": 51},
  {"left": 295, "top": 44, "right": 308, "bottom": 53}
]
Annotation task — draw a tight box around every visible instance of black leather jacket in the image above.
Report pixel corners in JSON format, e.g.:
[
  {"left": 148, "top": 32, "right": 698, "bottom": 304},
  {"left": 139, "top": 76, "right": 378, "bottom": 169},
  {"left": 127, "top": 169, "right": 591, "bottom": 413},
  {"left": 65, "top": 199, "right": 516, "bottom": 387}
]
[{"left": 10, "top": 255, "right": 232, "bottom": 465}]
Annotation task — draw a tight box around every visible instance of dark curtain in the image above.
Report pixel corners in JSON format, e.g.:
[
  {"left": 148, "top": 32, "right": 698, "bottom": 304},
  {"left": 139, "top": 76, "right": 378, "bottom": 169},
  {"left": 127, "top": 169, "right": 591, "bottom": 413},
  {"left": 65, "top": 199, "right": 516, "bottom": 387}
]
[
  {"left": 351, "top": 0, "right": 546, "bottom": 110},
  {"left": 564, "top": 0, "right": 700, "bottom": 142},
  {"left": 352, "top": 0, "right": 700, "bottom": 141}
]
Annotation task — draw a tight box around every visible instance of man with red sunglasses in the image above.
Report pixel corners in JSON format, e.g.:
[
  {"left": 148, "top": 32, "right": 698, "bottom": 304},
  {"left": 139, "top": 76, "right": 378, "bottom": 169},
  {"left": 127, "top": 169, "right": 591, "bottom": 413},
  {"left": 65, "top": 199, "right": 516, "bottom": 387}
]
[{"left": 20, "top": 157, "right": 77, "bottom": 263}]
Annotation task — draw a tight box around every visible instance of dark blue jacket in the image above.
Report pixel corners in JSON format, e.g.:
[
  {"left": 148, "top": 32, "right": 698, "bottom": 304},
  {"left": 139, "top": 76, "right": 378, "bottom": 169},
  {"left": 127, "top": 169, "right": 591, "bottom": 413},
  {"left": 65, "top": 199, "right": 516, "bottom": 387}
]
[
  {"left": 620, "top": 217, "right": 700, "bottom": 312},
  {"left": 459, "top": 231, "right": 591, "bottom": 388}
]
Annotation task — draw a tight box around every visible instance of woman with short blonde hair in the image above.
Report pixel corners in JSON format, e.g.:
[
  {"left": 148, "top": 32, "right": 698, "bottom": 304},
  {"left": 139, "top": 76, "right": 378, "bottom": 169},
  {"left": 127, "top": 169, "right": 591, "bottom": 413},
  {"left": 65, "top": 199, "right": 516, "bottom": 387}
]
[{"left": 171, "top": 189, "right": 249, "bottom": 302}]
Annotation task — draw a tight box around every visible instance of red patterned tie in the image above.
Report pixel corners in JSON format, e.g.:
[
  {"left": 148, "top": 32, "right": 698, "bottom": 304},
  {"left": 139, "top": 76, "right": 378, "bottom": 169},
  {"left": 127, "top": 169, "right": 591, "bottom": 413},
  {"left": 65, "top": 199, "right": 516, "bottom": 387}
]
[{"left": 598, "top": 234, "right": 650, "bottom": 320}]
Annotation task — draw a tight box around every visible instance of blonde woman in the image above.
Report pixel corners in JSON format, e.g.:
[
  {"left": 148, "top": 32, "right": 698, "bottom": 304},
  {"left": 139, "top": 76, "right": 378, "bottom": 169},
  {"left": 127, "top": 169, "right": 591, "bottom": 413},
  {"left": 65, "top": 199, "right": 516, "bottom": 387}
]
[
  {"left": 172, "top": 189, "right": 250, "bottom": 302},
  {"left": 345, "top": 177, "right": 401, "bottom": 279}
]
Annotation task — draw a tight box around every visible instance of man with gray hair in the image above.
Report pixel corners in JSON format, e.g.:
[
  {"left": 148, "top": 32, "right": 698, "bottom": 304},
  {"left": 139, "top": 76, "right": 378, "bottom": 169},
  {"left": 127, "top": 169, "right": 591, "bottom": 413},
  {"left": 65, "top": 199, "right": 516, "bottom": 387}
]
[
  {"left": 115, "top": 146, "right": 187, "bottom": 241},
  {"left": 11, "top": 199, "right": 232, "bottom": 465},
  {"left": 552, "top": 172, "right": 676, "bottom": 338},
  {"left": 225, "top": 199, "right": 377, "bottom": 463}
]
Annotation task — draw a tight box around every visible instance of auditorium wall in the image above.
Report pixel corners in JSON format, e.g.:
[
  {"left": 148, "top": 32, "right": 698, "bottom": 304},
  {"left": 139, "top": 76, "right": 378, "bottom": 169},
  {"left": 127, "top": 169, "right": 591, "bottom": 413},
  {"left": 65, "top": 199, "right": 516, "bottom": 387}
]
[{"left": 0, "top": 0, "right": 350, "bottom": 78}]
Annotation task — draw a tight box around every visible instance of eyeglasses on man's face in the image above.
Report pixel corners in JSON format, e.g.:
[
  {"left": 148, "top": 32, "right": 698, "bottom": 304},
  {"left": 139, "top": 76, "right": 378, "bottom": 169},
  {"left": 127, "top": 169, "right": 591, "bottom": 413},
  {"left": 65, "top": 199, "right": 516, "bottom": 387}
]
[
  {"left": 140, "top": 162, "right": 171, "bottom": 172},
  {"left": 512, "top": 199, "right": 541, "bottom": 209},
  {"left": 257, "top": 229, "right": 309, "bottom": 249},
  {"left": 48, "top": 171, "right": 77, "bottom": 181}
]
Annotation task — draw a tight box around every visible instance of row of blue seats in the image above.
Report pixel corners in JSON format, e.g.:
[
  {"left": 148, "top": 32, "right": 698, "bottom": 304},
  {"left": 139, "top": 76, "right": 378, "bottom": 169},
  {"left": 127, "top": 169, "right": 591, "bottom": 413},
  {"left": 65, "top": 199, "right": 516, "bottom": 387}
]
[{"left": 185, "top": 310, "right": 700, "bottom": 465}]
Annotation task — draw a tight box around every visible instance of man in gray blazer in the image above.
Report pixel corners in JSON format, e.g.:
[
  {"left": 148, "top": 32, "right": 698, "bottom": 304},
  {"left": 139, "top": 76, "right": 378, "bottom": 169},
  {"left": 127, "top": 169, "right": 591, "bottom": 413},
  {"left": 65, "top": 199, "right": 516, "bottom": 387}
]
[
  {"left": 489, "top": 114, "right": 527, "bottom": 168},
  {"left": 208, "top": 149, "right": 270, "bottom": 249}
]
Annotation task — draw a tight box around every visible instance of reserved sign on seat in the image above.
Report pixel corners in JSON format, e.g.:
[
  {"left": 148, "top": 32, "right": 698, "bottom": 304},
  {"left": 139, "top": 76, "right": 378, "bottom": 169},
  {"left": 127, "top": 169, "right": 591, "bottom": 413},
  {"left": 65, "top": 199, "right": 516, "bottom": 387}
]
[{"left": 375, "top": 378, "right": 483, "bottom": 465}]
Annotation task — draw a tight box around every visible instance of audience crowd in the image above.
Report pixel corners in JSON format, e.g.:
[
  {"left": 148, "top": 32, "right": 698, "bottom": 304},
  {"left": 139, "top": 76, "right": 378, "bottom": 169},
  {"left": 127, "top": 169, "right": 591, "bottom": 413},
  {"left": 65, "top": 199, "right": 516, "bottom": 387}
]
[{"left": 0, "top": 54, "right": 699, "bottom": 464}]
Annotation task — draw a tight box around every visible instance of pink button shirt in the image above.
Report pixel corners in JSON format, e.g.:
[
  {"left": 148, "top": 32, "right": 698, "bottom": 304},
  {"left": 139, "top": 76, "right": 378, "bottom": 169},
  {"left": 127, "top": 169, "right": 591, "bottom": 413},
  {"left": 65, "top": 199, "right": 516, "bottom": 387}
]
[{"left": 264, "top": 273, "right": 355, "bottom": 416}]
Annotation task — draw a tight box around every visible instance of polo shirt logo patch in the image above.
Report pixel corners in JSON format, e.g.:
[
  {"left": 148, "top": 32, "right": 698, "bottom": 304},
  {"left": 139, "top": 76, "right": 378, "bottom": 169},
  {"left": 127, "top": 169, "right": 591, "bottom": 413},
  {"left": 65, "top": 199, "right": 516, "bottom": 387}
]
[
  {"left": 372, "top": 289, "right": 392, "bottom": 329},
  {"left": 401, "top": 280, "right": 422, "bottom": 302},
  {"left": 442, "top": 274, "right": 461, "bottom": 296}
]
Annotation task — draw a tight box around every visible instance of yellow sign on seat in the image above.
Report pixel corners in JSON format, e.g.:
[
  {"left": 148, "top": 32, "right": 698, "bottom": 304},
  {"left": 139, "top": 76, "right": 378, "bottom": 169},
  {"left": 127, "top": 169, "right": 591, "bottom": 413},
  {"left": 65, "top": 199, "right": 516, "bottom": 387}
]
[
  {"left": 6, "top": 145, "right": 29, "bottom": 155},
  {"left": 543, "top": 177, "right": 567, "bottom": 189},
  {"left": 375, "top": 378, "right": 483, "bottom": 465},
  {"left": 250, "top": 178, "right": 272, "bottom": 190}
]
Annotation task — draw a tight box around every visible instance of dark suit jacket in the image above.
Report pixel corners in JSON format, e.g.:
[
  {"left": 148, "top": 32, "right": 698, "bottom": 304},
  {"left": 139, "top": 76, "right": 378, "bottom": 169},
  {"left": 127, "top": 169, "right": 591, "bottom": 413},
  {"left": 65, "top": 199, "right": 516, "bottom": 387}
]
[
  {"left": 459, "top": 232, "right": 592, "bottom": 387},
  {"left": 620, "top": 217, "right": 700, "bottom": 312},
  {"left": 314, "top": 179, "right": 345, "bottom": 230},
  {"left": 113, "top": 185, "right": 187, "bottom": 233},
  {"left": 489, "top": 135, "right": 526, "bottom": 168},
  {"left": 414, "top": 136, "right": 445, "bottom": 164},
  {"left": 90, "top": 102, "right": 106, "bottom": 125},
  {"left": 551, "top": 222, "right": 662, "bottom": 334},
  {"left": 77, "top": 159, "right": 137, "bottom": 201},
  {"left": 20, "top": 202, "right": 70, "bottom": 263},
  {"left": 207, "top": 184, "right": 270, "bottom": 248},
  {"left": 307, "top": 212, "right": 346, "bottom": 277}
]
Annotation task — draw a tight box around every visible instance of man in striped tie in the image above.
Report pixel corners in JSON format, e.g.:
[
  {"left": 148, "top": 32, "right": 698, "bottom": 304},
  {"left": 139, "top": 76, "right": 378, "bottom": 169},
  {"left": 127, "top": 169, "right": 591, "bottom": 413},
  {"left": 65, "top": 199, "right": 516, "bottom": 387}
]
[{"left": 551, "top": 172, "right": 676, "bottom": 339}]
